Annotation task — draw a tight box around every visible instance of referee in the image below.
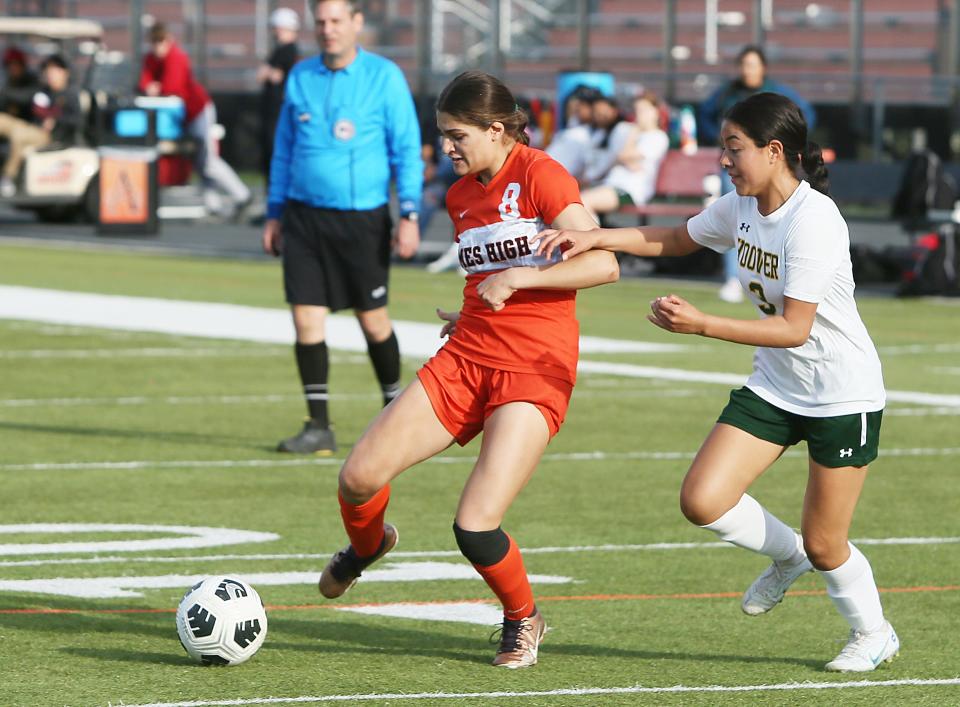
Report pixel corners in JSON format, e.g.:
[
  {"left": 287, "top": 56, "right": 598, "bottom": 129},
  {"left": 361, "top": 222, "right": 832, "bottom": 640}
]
[{"left": 262, "top": 0, "right": 423, "bottom": 454}]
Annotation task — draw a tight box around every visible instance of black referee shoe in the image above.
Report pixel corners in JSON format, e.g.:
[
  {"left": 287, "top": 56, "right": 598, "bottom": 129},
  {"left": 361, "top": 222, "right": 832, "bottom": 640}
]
[{"left": 277, "top": 420, "right": 337, "bottom": 455}]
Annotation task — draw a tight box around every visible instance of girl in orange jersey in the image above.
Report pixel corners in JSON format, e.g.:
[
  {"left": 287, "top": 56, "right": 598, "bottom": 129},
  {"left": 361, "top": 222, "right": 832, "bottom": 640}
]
[{"left": 317, "top": 70, "right": 619, "bottom": 668}]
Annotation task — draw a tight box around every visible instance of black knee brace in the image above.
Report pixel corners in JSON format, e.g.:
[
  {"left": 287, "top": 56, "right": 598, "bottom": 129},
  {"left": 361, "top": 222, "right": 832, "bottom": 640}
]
[{"left": 452, "top": 522, "right": 510, "bottom": 567}]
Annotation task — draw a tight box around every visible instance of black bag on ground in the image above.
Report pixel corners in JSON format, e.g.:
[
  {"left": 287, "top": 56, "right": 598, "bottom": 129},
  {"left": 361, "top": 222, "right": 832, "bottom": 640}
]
[
  {"left": 896, "top": 225, "right": 960, "bottom": 297},
  {"left": 891, "top": 149, "right": 958, "bottom": 231}
]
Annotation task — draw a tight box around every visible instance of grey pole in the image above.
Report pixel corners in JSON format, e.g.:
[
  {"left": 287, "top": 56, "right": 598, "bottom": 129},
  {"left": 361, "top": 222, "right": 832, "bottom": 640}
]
[
  {"left": 193, "top": 0, "right": 208, "bottom": 86},
  {"left": 414, "top": 0, "right": 432, "bottom": 97},
  {"left": 577, "top": 0, "right": 590, "bottom": 71},
  {"left": 752, "top": 0, "right": 765, "bottom": 45},
  {"left": 950, "top": 0, "right": 960, "bottom": 148},
  {"left": 131, "top": 0, "right": 143, "bottom": 88},
  {"left": 849, "top": 0, "right": 865, "bottom": 136},
  {"left": 490, "top": 0, "right": 503, "bottom": 77},
  {"left": 663, "top": 0, "right": 677, "bottom": 104}
]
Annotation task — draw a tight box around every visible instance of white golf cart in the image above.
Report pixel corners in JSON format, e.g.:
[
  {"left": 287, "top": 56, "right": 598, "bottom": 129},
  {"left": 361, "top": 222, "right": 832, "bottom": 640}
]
[{"left": 0, "top": 17, "right": 131, "bottom": 221}]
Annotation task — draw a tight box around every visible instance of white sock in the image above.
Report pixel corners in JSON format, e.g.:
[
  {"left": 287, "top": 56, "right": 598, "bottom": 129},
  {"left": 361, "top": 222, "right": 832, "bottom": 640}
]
[
  {"left": 701, "top": 494, "right": 804, "bottom": 563},
  {"left": 820, "top": 543, "right": 886, "bottom": 633}
]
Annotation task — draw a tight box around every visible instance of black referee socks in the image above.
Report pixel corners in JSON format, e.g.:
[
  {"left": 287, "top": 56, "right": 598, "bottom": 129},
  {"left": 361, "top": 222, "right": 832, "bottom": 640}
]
[
  {"left": 295, "top": 341, "right": 330, "bottom": 427},
  {"left": 367, "top": 330, "right": 401, "bottom": 406}
]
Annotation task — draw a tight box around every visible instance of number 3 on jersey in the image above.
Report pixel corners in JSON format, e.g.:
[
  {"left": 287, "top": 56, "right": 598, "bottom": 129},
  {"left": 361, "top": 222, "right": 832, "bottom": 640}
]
[
  {"left": 499, "top": 182, "right": 522, "bottom": 220},
  {"left": 748, "top": 281, "right": 777, "bottom": 315}
]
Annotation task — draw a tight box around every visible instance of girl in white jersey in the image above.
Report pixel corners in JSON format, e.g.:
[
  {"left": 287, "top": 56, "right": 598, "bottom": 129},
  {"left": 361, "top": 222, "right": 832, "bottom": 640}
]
[{"left": 534, "top": 92, "right": 898, "bottom": 672}]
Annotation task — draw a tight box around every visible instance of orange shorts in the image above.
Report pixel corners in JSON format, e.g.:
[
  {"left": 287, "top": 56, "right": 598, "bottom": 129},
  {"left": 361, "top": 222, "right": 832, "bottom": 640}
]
[{"left": 417, "top": 347, "right": 574, "bottom": 446}]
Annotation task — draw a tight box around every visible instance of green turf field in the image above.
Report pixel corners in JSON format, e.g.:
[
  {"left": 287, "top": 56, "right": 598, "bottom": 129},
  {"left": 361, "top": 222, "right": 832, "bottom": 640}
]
[{"left": 1, "top": 242, "right": 958, "bottom": 706}]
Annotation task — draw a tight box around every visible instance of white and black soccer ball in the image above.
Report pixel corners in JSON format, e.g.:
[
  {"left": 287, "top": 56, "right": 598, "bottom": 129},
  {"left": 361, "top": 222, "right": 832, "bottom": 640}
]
[{"left": 175, "top": 576, "right": 268, "bottom": 666}]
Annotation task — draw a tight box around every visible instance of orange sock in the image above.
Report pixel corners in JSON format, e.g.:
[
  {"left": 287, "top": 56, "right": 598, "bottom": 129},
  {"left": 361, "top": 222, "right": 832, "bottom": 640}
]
[
  {"left": 473, "top": 534, "right": 535, "bottom": 621},
  {"left": 338, "top": 485, "right": 390, "bottom": 558}
]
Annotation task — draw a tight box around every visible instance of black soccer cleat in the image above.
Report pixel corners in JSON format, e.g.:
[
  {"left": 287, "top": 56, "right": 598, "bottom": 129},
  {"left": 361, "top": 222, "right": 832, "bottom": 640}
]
[
  {"left": 318, "top": 524, "right": 398, "bottom": 598},
  {"left": 276, "top": 420, "right": 337, "bottom": 455}
]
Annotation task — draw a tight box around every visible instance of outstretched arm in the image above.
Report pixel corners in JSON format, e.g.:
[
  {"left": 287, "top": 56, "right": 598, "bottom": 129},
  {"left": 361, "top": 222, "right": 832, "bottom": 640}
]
[
  {"left": 533, "top": 221, "right": 701, "bottom": 260},
  {"left": 476, "top": 203, "right": 619, "bottom": 310}
]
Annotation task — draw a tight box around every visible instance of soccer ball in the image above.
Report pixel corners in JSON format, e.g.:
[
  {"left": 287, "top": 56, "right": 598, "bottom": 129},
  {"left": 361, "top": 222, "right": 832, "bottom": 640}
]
[{"left": 175, "top": 576, "right": 268, "bottom": 666}]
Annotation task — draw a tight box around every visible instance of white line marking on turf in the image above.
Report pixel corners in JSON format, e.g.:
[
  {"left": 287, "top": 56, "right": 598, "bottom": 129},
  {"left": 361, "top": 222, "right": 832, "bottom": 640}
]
[
  {"left": 578, "top": 360, "right": 960, "bottom": 408},
  {"left": 886, "top": 406, "right": 960, "bottom": 417},
  {"left": 3, "top": 535, "right": 958, "bottom": 568},
  {"left": 0, "top": 285, "right": 689, "bottom": 357},
  {"left": 0, "top": 524, "right": 278, "bottom": 556},
  {"left": 2, "top": 446, "right": 958, "bottom": 473},
  {"left": 879, "top": 342, "right": 960, "bottom": 355},
  {"left": 0, "top": 347, "right": 287, "bottom": 359},
  {"left": 0, "top": 389, "right": 699, "bottom": 408},
  {"left": 0, "top": 393, "right": 376, "bottom": 408},
  {"left": 0, "top": 563, "right": 572, "bottom": 598},
  {"left": 4, "top": 286, "right": 957, "bottom": 407},
  {"left": 114, "top": 678, "right": 960, "bottom": 706},
  {"left": 339, "top": 601, "right": 504, "bottom": 626}
]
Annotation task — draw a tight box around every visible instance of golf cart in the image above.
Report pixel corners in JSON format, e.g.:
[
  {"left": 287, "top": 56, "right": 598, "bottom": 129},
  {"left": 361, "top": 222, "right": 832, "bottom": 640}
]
[{"left": 0, "top": 17, "right": 115, "bottom": 221}]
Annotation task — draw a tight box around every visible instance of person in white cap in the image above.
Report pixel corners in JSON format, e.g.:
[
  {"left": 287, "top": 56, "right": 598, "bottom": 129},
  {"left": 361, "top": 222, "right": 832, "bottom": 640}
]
[{"left": 259, "top": 7, "right": 301, "bottom": 182}]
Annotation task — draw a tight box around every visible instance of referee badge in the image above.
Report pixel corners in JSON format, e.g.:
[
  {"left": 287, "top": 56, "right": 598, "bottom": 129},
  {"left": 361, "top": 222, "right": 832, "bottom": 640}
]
[{"left": 333, "top": 118, "right": 356, "bottom": 141}]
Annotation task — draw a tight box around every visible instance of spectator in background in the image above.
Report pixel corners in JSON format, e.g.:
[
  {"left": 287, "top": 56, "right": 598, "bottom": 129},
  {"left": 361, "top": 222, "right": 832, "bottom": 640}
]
[
  {"left": 1, "top": 47, "right": 38, "bottom": 120},
  {"left": 580, "top": 91, "right": 669, "bottom": 221},
  {"left": 699, "top": 45, "right": 816, "bottom": 303},
  {"left": 545, "top": 84, "right": 602, "bottom": 181},
  {"left": 0, "top": 54, "right": 80, "bottom": 197},
  {"left": 262, "top": 0, "right": 422, "bottom": 455},
  {"left": 140, "top": 22, "right": 251, "bottom": 216},
  {"left": 580, "top": 94, "right": 627, "bottom": 189},
  {"left": 258, "top": 7, "right": 300, "bottom": 183}
]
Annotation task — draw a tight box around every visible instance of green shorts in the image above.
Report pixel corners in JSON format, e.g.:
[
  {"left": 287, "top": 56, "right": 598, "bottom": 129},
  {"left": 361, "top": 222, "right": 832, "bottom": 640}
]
[
  {"left": 615, "top": 188, "right": 635, "bottom": 207},
  {"left": 717, "top": 387, "right": 883, "bottom": 468}
]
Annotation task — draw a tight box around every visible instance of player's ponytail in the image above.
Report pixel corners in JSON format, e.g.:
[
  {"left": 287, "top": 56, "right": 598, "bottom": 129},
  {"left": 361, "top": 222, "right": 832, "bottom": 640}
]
[
  {"left": 800, "top": 141, "right": 829, "bottom": 195},
  {"left": 437, "top": 70, "right": 529, "bottom": 146},
  {"left": 725, "top": 92, "right": 830, "bottom": 196}
]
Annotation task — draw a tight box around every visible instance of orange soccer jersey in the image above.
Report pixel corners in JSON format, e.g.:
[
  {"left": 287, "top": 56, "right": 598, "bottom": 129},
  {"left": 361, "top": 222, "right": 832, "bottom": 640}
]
[{"left": 442, "top": 143, "right": 583, "bottom": 385}]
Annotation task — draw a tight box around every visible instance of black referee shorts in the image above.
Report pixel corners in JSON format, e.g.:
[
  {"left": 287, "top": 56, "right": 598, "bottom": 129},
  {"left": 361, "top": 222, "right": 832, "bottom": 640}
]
[{"left": 281, "top": 200, "right": 392, "bottom": 312}]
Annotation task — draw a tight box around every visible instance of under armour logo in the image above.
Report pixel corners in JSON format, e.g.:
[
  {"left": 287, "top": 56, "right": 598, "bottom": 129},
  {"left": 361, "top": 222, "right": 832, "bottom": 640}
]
[
  {"left": 839, "top": 448, "right": 853, "bottom": 458},
  {"left": 740, "top": 222, "right": 750, "bottom": 232}
]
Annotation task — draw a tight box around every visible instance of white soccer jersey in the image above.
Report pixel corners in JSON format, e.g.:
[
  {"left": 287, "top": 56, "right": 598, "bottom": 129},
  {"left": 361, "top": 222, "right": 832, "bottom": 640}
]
[{"left": 687, "top": 180, "right": 885, "bottom": 416}]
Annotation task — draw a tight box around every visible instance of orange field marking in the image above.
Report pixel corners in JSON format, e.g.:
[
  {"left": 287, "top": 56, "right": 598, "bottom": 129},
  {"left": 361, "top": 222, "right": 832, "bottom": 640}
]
[{"left": 1, "top": 583, "right": 957, "bottom": 616}]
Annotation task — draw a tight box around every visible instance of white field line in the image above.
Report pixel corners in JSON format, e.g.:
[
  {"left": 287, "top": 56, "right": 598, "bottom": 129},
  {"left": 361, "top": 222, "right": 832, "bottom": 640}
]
[
  {"left": 878, "top": 342, "right": 960, "bottom": 355},
  {"left": 0, "top": 285, "right": 686, "bottom": 358},
  {"left": 2, "top": 446, "right": 958, "bottom": 474},
  {"left": 3, "top": 536, "right": 958, "bottom": 568},
  {"left": 4, "top": 285, "right": 959, "bottom": 407},
  {"left": 0, "top": 393, "right": 375, "bottom": 408},
  {"left": 115, "top": 677, "right": 960, "bottom": 706},
  {"left": 0, "top": 347, "right": 286, "bottom": 359},
  {"left": 0, "top": 388, "right": 699, "bottom": 409},
  {"left": 578, "top": 360, "right": 960, "bottom": 408},
  {"left": 887, "top": 406, "right": 960, "bottom": 416},
  {"left": 0, "top": 347, "right": 370, "bottom": 365}
]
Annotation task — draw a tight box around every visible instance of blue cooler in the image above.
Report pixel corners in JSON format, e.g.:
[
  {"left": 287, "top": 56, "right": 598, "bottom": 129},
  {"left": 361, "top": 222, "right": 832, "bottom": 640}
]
[{"left": 114, "top": 96, "right": 185, "bottom": 140}]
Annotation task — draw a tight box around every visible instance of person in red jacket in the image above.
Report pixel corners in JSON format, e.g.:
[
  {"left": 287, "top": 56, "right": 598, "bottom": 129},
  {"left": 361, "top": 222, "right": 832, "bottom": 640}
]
[{"left": 139, "top": 22, "right": 251, "bottom": 215}]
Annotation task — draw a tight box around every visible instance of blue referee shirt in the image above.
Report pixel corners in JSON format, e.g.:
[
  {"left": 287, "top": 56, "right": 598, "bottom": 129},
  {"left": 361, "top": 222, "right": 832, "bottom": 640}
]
[{"left": 267, "top": 48, "right": 423, "bottom": 219}]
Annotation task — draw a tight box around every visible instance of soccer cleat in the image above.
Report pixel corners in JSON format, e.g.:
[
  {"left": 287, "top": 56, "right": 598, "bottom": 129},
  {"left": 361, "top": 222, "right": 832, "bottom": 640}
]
[
  {"left": 0, "top": 177, "right": 15, "bottom": 198},
  {"left": 318, "top": 523, "right": 398, "bottom": 599},
  {"left": 490, "top": 609, "right": 547, "bottom": 668},
  {"left": 741, "top": 554, "right": 813, "bottom": 616},
  {"left": 718, "top": 276, "right": 745, "bottom": 303},
  {"left": 825, "top": 621, "right": 900, "bottom": 672},
  {"left": 425, "top": 243, "right": 461, "bottom": 273},
  {"left": 277, "top": 420, "right": 337, "bottom": 455}
]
